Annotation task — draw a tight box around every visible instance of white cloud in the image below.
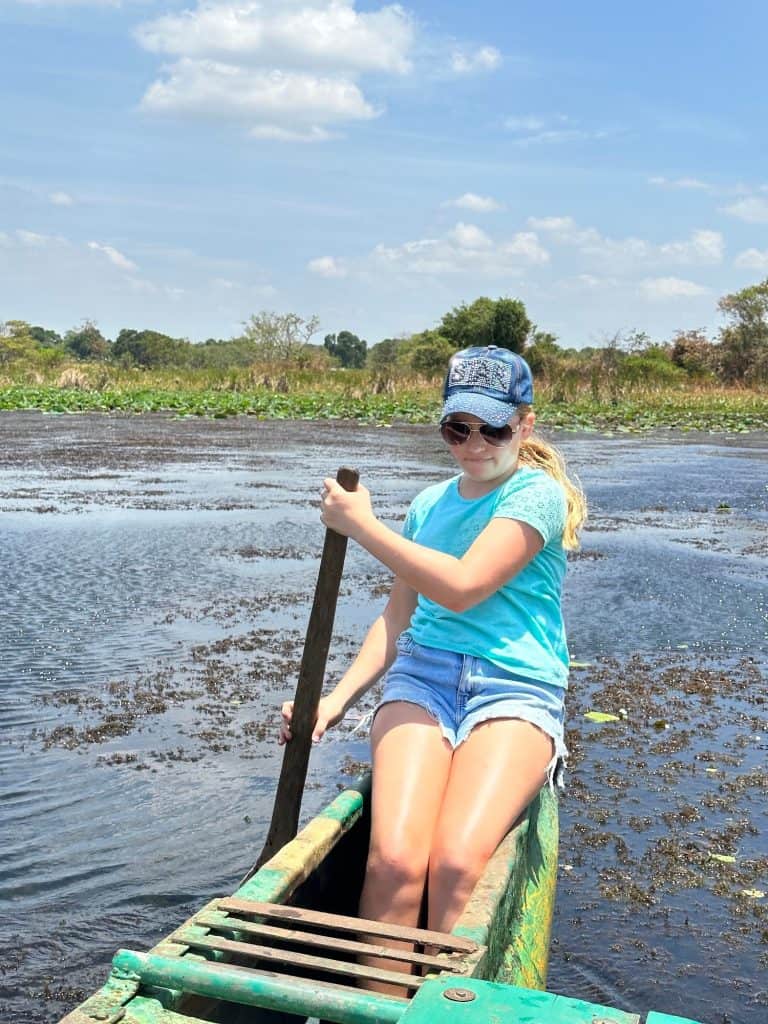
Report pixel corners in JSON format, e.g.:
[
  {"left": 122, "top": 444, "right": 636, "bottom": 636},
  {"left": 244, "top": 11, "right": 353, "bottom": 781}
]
[
  {"left": 16, "top": 229, "right": 67, "bottom": 247},
  {"left": 722, "top": 196, "right": 768, "bottom": 224},
  {"left": 504, "top": 115, "right": 547, "bottom": 133},
  {"left": 17, "top": 0, "right": 122, "bottom": 6},
  {"left": 372, "top": 223, "right": 549, "bottom": 276},
  {"left": 308, "top": 255, "right": 347, "bottom": 278},
  {"left": 516, "top": 128, "right": 607, "bottom": 146},
  {"left": 659, "top": 229, "right": 723, "bottom": 264},
  {"left": 501, "top": 232, "right": 549, "bottom": 263},
  {"left": 559, "top": 273, "right": 609, "bottom": 291},
  {"left": 88, "top": 241, "right": 137, "bottom": 271},
  {"left": 135, "top": 1, "right": 416, "bottom": 140},
  {"left": 249, "top": 123, "right": 336, "bottom": 142},
  {"left": 575, "top": 274, "right": 602, "bottom": 288},
  {"left": 648, "top": 176, "right": 710, "bottom": 190},
  {"left": 734, "top": 248, "right": 768, "bottom": 271},
  {"left": 442, "top": 193, "right": 503, "bottom": 213},
  {"left": 639, "top": 277, "right": 708, "bottom": 300},
  {"left": 447, "top": 222, "right": 493, "bottom": 249},
  {"left": 504, "top": 114, "right": 606, "bottom": 146},
  {"left": 528, "top": 216, "right": 723, "bottom": 267},
  {"left": 527, "top": 215, "right": 579, "bottom": 235},
  {"left": 451, "top": 46, "right": 501, "bottom": 74},
  {"left": 141, "top": 60, "right": 378, "bottom": 135},
  {"left": 49, "top": 191, "right": 75, "bottom": 206},
  {"left": 136, "top": 1, "right": 414, "bottom": 75}
]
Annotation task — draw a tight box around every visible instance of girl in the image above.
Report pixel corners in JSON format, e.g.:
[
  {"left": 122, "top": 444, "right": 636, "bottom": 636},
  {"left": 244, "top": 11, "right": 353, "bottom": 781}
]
[{"left": 280, "top": 344, "right": 586, "bottom": 954}]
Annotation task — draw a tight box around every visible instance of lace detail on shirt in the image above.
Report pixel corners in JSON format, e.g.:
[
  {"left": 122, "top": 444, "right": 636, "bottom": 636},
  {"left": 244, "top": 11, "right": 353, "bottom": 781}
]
[{"left": 494, "top": 473, "right": 566, "bottom": 545}]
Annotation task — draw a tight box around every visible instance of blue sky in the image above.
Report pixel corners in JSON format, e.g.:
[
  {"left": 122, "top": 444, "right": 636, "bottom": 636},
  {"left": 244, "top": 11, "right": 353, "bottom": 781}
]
[{"left": 2, "top": 0, "right": 767, "bottom": 347}]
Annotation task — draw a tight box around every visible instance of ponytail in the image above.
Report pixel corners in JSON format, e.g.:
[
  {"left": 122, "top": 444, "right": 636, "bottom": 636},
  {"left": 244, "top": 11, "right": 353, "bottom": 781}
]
[{"left": 516, "top": 406, "right": 587, "bottom": 550}]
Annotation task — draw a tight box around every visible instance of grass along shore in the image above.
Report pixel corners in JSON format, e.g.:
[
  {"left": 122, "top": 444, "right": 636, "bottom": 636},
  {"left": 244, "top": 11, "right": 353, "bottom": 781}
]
[{"left": 1, "top": 365, "right": 767, "bottom": 432}]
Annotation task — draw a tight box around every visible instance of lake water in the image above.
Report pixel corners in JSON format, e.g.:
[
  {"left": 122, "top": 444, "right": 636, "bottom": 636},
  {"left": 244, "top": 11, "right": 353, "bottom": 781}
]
[{"left": 1, "top": 412, "right": 766, "bottom": 1024}]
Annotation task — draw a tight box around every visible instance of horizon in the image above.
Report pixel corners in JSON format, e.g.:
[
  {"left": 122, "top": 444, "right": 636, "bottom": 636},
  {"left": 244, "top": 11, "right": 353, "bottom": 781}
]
[{"left": 2, "top": 1, "right": 767, "bottom": 348}]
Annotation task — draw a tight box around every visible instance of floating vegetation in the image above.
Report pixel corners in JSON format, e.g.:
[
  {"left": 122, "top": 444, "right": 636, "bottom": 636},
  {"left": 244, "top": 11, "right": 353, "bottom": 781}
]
[
  {"left": 1, "top": 381, "right": 767, "bottom": 432},
  {"left": 584, "top": 710, "right": 622, "bottom": 723}
]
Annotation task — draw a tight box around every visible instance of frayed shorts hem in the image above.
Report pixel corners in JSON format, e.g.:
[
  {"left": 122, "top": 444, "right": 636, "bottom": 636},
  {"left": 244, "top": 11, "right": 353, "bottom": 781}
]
[
  {"left": 369, "top": 696, "right": 567, "bottom": 791},
  {"left": 362, "top": 634, "right": 568, "bottom": 791}
]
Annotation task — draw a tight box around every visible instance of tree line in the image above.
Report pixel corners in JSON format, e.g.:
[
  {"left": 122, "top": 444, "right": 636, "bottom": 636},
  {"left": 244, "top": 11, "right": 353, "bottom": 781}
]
[{"left": 2, "top": 280, "right": 767, "bottom": 387}]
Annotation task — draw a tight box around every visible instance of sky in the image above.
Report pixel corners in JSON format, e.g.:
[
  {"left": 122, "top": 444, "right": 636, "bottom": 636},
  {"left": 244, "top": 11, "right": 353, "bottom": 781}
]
[{"left": 1, "top": 0, "right": 767, "bottom": 348}]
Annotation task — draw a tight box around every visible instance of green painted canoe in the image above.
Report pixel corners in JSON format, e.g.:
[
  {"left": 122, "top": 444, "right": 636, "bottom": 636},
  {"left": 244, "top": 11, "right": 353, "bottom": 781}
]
[
  {"left": 59, "top": 771, "right": 560, "bottom": 1024},
  {"left": 57, "top": 773, "right": 708, "bottom": 1024}
]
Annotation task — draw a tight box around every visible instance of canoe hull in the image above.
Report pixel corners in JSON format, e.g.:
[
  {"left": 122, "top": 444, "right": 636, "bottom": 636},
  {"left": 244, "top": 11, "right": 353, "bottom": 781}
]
[{"left": 59, "top": 773, "right": 558, "bottom": 1024}]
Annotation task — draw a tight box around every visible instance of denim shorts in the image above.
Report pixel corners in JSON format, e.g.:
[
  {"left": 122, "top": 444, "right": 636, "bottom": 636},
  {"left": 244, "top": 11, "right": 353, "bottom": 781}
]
[{"left": 373, "top": 632, "right": 567, "bottom": 788}]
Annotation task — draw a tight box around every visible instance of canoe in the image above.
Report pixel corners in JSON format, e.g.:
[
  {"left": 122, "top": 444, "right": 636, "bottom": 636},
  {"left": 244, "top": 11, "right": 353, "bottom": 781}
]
[
  {"left": 57, "top": 773, "right": 706, "bottom": 1024},
  {"left": 59, "top": 771, "right": 561, "bottom": 1024}
]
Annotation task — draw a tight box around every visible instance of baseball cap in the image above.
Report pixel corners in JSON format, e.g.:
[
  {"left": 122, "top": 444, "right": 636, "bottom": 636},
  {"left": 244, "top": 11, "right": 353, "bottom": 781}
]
[{"left": 441, "top": 346, "right": 534, "bottom": 427}]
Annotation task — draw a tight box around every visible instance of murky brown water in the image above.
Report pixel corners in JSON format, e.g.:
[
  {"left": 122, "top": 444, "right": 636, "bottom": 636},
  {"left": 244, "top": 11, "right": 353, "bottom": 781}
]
[{"left": 1, "top": 412, "right": 766, "bottom": 1024}]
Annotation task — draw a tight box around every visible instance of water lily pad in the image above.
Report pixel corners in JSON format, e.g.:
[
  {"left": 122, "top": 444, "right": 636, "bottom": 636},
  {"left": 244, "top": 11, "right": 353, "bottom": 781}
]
[{"left": 584, "top": 710, "right": 621, "bottom": 723}]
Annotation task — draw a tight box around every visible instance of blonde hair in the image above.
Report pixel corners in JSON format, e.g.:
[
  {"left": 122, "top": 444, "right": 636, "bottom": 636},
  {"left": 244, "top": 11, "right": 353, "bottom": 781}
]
[{"left": 516, "top": 405, "right": 587, "bottom": 550}]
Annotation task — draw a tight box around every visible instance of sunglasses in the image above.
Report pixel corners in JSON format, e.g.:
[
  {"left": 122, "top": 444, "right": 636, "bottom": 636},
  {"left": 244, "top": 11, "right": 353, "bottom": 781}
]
[{"left": 440, "top": 420, "right": 519, "bottom": 447}]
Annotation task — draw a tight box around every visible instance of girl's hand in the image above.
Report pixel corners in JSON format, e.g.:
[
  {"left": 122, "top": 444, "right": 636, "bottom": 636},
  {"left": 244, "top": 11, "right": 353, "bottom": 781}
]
[
  {"left": 279, "top": 695, "right": 345, "bottom": 745},
  {"left": 320, "top": 479, "right": 374, "bottom": 539}
]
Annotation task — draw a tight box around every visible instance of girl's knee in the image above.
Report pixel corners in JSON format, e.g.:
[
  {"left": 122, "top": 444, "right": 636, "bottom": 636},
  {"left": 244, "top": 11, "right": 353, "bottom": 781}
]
[
  {"left": 428, "top": 838, "right": 492, "bottom": 891},
  {"left": 366, "top": 840, "right": 429, "bottom": 890}
]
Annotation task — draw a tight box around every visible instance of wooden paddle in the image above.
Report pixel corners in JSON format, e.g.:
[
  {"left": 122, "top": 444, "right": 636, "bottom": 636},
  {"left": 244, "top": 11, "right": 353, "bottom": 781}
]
[{"left": 240, "top": 466, "right": 360, "bottom": 885}]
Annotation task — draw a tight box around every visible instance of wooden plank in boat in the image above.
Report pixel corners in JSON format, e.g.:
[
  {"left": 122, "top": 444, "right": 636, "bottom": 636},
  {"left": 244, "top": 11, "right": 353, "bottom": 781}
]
[
  {"left": 195, "top": 910, "right": 464, "bottom": 970},
  {"left": 216, "top": 898, "right": 478, "bottom": 953},
  {"left": 171, "top": 931, "right": 427, "bottom": 991}
]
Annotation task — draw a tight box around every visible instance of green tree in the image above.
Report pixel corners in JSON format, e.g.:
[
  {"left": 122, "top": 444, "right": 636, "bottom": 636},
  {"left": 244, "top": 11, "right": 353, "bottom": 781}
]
[
  {"left": 241, "top": 311, "right": 320, "bottom": 364},
  {"left": 440, "top": 297, "right": 496, "bottom": 348},
  {"left": 524, "top": 332, "right": 562, "bottom": 375},
  {"left": 323, "top": 330, "right": 367, "bottom": 368},
  {"left": 0, "top": 320, "right": 38, "bottom": 365},
  {"left": 491, "top": 297, "right": 531, "bottom": 352},
  {"left": 669, "top": 329, "right": 715, "bottom": 378},
  {"left": 367, "top": 337, "right": 402, "bottom": 373},
  {"left": 189, "top": 336, "right": 262, "bottom": 370},
  {"left": 717, "top": 279, "right": 768, "bottom": 383},
  {"left": 28, "top": 325, "right": 63, "bottom": 348},
  {"left": 112, "top": 328, "right": 189, "bottom": 368},
  {"left": 619, "top": 346, "right": 682, "bottom": 387},
  {"left": 439, "top": 296, "right": 531, "bottom": 353},
  {"left": 407, "top": 330, "right": 455, "bottom": 376},
  {"left": 64, "top": 320, "right": 111, "bottom": 361}
]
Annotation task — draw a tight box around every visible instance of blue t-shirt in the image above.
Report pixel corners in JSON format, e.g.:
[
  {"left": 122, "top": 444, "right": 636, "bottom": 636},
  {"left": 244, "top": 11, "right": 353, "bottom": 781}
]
[{"left": 403, "top": 467, "right": 569, "bottom": 688}]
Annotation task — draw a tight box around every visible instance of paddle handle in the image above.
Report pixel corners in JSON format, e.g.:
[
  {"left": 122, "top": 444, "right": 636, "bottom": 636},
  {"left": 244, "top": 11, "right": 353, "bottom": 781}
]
[{"left": 241, "top": 466, "right": 360, "bottom": 883}]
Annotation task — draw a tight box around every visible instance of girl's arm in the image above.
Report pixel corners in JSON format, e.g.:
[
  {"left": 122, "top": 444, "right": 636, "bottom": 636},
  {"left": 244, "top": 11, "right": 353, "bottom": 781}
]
[
  {"left": 280, "top": 576, "right": 417, "bottom": 743},
  {"left": 321, "top": 480, "right": 543, "bottom": 613}
]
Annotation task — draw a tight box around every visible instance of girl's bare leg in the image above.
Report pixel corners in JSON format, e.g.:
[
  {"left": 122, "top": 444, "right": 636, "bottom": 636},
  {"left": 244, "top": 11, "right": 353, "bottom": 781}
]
[
  {"left": 358, "top": 701, "right": 453, "bottom": 992},
  {"left": 427, "top": 717, "right": 554, "bottom": 933}
]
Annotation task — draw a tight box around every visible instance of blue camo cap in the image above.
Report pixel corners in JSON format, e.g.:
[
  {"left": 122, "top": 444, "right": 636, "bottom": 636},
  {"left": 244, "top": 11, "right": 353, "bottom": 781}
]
[{"left": 441, "top": 346, "right": 534, "bottom": 428}]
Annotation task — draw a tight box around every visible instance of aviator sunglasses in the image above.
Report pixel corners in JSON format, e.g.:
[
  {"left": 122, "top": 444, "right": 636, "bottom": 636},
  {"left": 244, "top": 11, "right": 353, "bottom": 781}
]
[{"left": 440, "top": 419, "right": 520, "bottom": 447}]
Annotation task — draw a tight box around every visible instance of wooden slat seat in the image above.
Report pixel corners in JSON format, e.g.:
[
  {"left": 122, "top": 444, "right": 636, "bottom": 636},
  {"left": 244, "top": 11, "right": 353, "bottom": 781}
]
[
  {"left": 175, "top": 898, "right": 483, "bottom": 997},
  {"left": 215, "top": 898, "right": 478, "bottom": 952}
]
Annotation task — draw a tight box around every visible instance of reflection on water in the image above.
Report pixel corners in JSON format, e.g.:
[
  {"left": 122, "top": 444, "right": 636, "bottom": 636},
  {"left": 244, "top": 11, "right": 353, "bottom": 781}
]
[{"left": 0, "top": 413, "right": 766, "bottom": 1024}]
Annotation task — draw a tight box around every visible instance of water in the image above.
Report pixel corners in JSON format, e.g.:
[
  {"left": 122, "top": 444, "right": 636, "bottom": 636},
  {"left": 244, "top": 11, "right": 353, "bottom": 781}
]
[{"left": 1, "top": 412, "right": 766, "bottom": 1023}]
